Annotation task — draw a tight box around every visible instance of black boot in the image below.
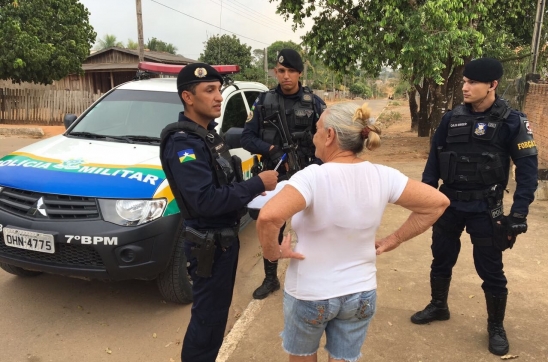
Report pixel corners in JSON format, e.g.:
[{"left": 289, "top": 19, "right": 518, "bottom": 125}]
[
  {"left": 252, "top": 258, "right": 280, "bottom": 300},
  {"left": 411, "top": 276, "right": 451, "bottom": 324},
  {"left": 485, "top": 292, "right": 509, "bottom": 356}
]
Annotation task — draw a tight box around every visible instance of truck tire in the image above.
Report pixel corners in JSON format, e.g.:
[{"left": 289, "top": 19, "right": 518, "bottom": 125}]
[
  {"left": 156, "top": 233, "right": 193, "bottom": 304},
  {"left": 0, "top": 263, "right": 42, "bottom": 277}
]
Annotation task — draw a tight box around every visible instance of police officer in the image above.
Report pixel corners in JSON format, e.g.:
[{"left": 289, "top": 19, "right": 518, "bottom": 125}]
[
  {"left": 411, "top": 58, "right": 538, "bottom": 356},
  {"left": 160, "top": 63, "right": 278, "bottom": 362},
  {"left": 241, "top": 48, "right": 326, "bottom": 300}
]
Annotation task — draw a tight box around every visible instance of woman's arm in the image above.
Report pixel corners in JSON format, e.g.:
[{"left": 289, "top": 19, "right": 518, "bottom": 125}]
[
  {"left": 257, "top": 185, "right": 306, "bottom": 261},
  {"left": 375, "top": 178, "right": 449, "bottom": 254}
]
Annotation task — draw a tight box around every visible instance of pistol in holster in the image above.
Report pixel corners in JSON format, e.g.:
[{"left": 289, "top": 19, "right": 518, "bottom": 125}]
[
  {"left": 185, "top": 227, "right": 217, "bottom": 278},
  {"left": 184, "top": 226, "right": 239, "bottom": 278},
  {"left": 486, "top": 184, "right": 515, "bottom": 251}
]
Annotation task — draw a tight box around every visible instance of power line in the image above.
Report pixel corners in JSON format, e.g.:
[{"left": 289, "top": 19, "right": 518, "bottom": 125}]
[
  {"left": 148, "top": 0, "right": 270, "bottom": 45},
  {"left": 207, "top": 0, "right": 294, "bottom": 35},
  {"left": 224, "top": 0, "right": 292, "bottom": 30}
]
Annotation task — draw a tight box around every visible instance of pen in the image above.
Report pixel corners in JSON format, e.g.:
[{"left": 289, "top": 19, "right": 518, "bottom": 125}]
[{"left": 274, "top": 153, "right": 287, "bottom": 171}]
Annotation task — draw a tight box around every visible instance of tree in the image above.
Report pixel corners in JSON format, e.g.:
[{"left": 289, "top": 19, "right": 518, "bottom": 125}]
[
  {"left": 96, "top": 34, "right": 123, "bottom": 50},
  {"left": 127, "top": 39, "right": 138, "bottom": 50},
  {"left": 0, "top": 0, "right": 96, "bottom": 85},
  {"left": 349, "top": 82, "right": 371, "bottom": 98},
  {"left": 274, "top": 0, "right": 545, "bottom": 137},
  {"left": 199, "top": 34, "right": 252, "bottom": 71},
  {"left": 146, "top": 37, "right": 177, "bottom": 54},
  {"left": 266, "top": 40, "right": 301, "bottom": 68},
  {"left": 252, "top": 48, "right": 265, "bottom": 67}
]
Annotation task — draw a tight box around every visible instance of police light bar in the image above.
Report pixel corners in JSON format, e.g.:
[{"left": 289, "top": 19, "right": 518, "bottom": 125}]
[{"left": 138, "top": 62, "right": 240, "bottom": 75}]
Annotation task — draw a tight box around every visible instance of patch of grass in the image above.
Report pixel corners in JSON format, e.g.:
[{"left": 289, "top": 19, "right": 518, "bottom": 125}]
[{"left": 389, "top": 101, "right": 401, "bottom": 106}]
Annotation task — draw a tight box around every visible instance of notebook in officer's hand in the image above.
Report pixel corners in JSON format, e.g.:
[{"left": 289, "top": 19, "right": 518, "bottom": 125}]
[{"left": 247, "top": 181, "right": 289, "bottom": 210}]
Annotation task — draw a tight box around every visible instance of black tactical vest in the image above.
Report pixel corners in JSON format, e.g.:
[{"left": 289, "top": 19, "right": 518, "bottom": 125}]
[
  {"left": 438, "top": 98, "right": 512, "bottom": 189},
  {"left": 258, "top": 87, "right": 316, "bottom": 167},
  {"left": 160, "top": 121, "right": 244, "bottom": 219}
]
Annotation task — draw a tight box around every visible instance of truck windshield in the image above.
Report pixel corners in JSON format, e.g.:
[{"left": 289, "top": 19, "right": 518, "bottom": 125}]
[{"left": 70, "top": 90, "right": 184, "bottom": 141}]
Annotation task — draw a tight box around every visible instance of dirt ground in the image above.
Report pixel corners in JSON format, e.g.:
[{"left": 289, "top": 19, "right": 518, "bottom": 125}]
[{"left": 1, "top": 101, "right": 547, "bottom": 362}]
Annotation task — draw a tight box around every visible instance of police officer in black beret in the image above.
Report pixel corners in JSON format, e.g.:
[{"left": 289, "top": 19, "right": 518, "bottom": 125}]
[
  {"left": 241, "top": 48, "right": 327, "bottom": 300},
  {"left": 411, "top": 58, "right": 538, "bottom": 356},
  {"left": 159, "top": 63, "right": 278, "bottom": 362}
]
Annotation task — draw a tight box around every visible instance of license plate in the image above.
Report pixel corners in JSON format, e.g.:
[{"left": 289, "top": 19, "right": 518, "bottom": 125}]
[{"left": 3, "top": 227, "right": 55, "bottom": 254}]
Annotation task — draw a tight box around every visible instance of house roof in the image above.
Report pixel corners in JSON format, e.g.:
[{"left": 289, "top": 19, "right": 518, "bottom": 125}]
[
  {"left": 82, "top": 63, "right": 140, "bottom": 71},
  {"left": 84, "top": 47, "right": 197, "bottom": 68}
]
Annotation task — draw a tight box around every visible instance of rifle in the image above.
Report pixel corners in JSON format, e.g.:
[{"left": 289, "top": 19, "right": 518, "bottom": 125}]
[{"left": 259, "top": 108, "right": 302, "bottom": 176}]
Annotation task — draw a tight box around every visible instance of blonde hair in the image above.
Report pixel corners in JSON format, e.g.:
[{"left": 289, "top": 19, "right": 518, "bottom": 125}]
[{"left": 322, "top": 102, "right": 381, "bottom": 154}]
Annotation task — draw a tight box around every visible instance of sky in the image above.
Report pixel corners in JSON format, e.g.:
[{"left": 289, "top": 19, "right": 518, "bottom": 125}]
[{"left": 79, "top": 0, "right": 311, "bottom": 60}]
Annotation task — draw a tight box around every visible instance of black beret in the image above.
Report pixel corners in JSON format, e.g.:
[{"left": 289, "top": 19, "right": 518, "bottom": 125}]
[
  {"left": 277, "top": 49, "right": 304, "bottom": 73},
  {"left": 463, "top": 58, "right": 503, "bottom": 82},
  {"left": 177, "top": 63, "right": 223, "bottom": 92}
]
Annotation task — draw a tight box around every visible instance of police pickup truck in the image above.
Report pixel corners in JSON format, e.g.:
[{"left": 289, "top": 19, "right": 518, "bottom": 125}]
[{"left": 0, "top": 62, "right": 267, "bottom": 304}]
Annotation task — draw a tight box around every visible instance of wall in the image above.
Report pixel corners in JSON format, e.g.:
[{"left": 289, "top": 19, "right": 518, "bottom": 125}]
[{"left": 523, "top": 82, "right": 548, "bottom": 170}]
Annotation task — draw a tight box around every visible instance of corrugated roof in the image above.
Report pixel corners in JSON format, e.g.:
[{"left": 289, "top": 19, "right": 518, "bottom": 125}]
[{"left": 82, "top": 63, "right": 140, "bottom": 71}]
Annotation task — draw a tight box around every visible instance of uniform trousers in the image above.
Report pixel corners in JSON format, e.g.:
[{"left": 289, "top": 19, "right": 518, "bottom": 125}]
[
  {"left": 181, "top": 237, "right": 240, "bottom": 362},
  {"left": 430, "top": 207, "right": 507, "bottom": 295}
]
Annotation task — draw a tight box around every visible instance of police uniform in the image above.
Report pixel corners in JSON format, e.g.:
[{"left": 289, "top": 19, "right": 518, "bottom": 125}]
[
  {"left": 412, "top": 58, "right": 538, "bottom": 356},
  {"left": 160, "top": 63, "right": 266, "bottom": 362},
  {"left": 240, "top": 49, "right": 326, "bottom": 300}
]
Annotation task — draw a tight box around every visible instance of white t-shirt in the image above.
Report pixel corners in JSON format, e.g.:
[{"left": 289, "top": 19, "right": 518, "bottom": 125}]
[{"left": 285, "top": 162, "right": 408, "bottom": 301}]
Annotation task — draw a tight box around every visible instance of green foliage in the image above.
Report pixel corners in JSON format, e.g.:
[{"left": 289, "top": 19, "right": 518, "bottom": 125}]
[
  {"left": 146, "top": 37, "right": 177, "bottom": 54},
  {"left": 393, "top": 81, "right": 410, "bottom": 98},
  {"left": 0, "top": 0, "right": 96, "bottom": 84},
  {"left": 126, "top": 39, "right": 139, "bottom": 50},
  {"left": 96, "top": 34, "right": 123, "bottom": 50},
  {"left": 349, "top": 82, "right": 372, "bottom": 98},
  {"left": 199, "top": 34, "right": 252, "bottom": 71},
  {"left": 234, "top": 66, "right": 267, "bottom": 83},
  {"left": 267, "top": 40, "right": 301, "bottom": 68}
]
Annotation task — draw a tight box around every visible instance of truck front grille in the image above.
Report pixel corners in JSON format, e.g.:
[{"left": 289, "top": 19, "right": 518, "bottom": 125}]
[
  {"left": 0, "top": 234, "right": 104, "bottom": 267},
  {"left": 0, "top": 187, "right": 100, "bottom": 220}
]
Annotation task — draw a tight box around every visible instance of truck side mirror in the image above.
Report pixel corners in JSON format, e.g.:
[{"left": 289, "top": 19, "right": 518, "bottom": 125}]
[
  {"left": 63, "top": 114, "right": 78, "bottom": 129},
  {"left": 223, "top": 127, "right": 243, "bottom": 149}
]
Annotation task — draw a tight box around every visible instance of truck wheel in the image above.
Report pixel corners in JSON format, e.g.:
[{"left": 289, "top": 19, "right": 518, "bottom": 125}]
[
  {"left": 156, "top": 233, "right": 193, "bottom": 304},
  {"left": 0, "top": 263, "right": 42, "bottom": 277}
]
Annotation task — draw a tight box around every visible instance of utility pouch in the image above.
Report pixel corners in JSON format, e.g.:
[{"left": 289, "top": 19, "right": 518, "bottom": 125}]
[
  {"left": 194, "top": 233, "right": 216, "bottom": 278},
  {"left": 439, "top": 151, "right": 457, "bottom": 183},
  {"left": 218, "top": 228, "right": 238, "bottom": 249},
  {"left": 478, "top": 153, "right": 504, "bottom": 185}
]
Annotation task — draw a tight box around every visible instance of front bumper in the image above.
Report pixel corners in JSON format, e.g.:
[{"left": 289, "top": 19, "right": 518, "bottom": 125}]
[{"left": 0, "top": 210, "right": 182, "bottom": 281}]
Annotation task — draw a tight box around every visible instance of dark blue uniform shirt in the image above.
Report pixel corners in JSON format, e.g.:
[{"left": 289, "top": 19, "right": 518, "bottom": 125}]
[
  {"left": 240, "top": 83, "right": 326, "bottom": 157},
  {"left": 423, "top": 104, "right": 538, "bottom": 216},
  {"left": 163, "top": 113, "right": 265, "bottom": 230}
]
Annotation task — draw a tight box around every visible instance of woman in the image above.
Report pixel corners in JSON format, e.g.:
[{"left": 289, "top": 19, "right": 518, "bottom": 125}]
[{"left": 257, "top": 102, "right": 449, "bottom": 362}]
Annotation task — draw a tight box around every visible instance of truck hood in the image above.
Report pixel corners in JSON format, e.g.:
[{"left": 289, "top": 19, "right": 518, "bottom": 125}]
[{"left": 0, "top": 135, "right": 168, "bottom": 199}]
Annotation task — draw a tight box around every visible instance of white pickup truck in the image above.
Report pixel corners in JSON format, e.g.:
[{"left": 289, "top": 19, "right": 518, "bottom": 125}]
[{"left": 0, "top": 62, "right": 267, "bottom": 304}]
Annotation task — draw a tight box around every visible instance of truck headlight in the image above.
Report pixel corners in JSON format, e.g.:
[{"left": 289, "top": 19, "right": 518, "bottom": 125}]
[{"left": 98, "top": 199, "right": 167, "bottom": 226}]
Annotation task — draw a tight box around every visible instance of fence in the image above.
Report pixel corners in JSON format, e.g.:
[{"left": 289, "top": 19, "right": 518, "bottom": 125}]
[
  {"left": 0, "top": 88, "right": 102, "bottom": 125},
  {"left": 523, "top": 82, "right": 548, "bottom": 170}
]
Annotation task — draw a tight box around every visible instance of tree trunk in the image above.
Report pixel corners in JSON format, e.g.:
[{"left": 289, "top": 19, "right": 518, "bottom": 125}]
[
  {"left": 408, "top": 88, "right": 419, "bottom": 131},
  {"left": 451, "top": 62, "right": 466, "bottom": 107},
  {"left": 415, "top": 78, "right": 431, "bottom": 137}
]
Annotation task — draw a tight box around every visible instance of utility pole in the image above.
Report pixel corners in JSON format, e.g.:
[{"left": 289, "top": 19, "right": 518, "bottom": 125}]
[
  {"left": 531, "top": 0, "right": 546, "bottom": 73},
  {"left": 264, "top": 48, "right": 268, "bottom": 86},
  {"left": 136, "top": 0, "right": 144, "bottom": 62}
]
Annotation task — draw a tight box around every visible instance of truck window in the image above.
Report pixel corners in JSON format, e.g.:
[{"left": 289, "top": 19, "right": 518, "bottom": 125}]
[{"left": 221, "top": 92, "right": 247, "bottom": 133}]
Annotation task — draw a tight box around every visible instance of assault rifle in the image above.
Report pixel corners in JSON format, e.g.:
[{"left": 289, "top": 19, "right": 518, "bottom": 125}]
[{"left": 259, "top": 108, "right": 302, "bottom": 176}]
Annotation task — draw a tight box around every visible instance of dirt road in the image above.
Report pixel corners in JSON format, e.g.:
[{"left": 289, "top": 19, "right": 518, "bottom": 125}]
[{"left": 2, "top": 99, "right": 546, "bottom": 362}]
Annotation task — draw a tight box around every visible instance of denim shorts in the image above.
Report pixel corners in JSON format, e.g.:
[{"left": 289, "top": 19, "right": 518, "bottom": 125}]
[{"left": 282, "top": 290, "right": 377, "bottom": 361}]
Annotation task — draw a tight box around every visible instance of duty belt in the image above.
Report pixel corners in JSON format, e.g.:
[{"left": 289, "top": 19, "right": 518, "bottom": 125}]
[{"left": 439, "top": 184, "right": 488, "bottom": 201}]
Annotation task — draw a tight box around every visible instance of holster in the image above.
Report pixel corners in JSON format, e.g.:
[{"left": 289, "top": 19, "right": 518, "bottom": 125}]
[
  {"left": 184, "top": 226, "right": 239, "bottom": 278},
  {"left": 486, "top": 185, "right": 515, "bottom": 251}
]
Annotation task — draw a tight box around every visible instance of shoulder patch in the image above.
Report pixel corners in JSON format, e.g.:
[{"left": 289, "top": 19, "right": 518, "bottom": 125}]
[
  {"left": 522, "top": 117, "right": 533, "bottom": 135},
  {"left": 177, "top": 148, "right": 196, "bottom": 163}
]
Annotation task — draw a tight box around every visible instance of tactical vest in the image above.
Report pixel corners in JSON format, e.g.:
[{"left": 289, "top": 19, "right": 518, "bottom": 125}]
[
  {"left": 258, "top": 87, "right": 317, "bottom": 167},
  {"left": 438, "top": 98, "right": 512, "bottom": 189},
  {"left": 159, "top": 121, "right": 245, "bottom": 220}
]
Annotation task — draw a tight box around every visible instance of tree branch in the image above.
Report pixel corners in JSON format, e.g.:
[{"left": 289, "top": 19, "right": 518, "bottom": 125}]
[{"left": 325, "top": 4, "right": 358, "bottom": 23}]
